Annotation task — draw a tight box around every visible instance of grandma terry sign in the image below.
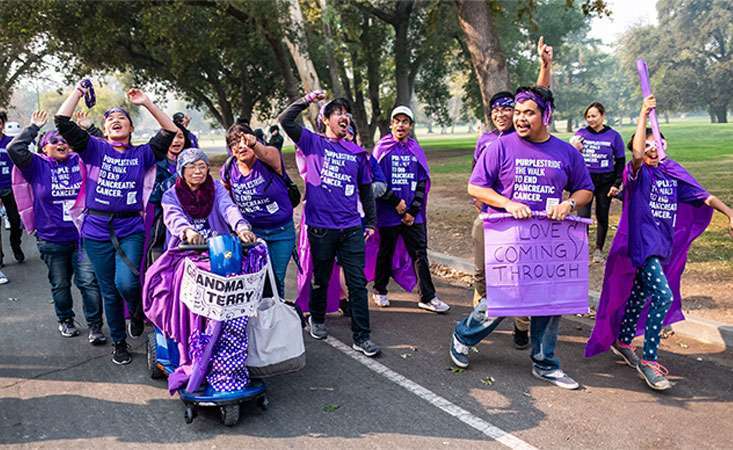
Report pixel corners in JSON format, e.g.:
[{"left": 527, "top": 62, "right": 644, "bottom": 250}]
[
  {"left": 483, "top": 213, "right": 590, "bottom": 317},
  {"left": 180, "top": 258, "right": 267, "bottom": 321}
]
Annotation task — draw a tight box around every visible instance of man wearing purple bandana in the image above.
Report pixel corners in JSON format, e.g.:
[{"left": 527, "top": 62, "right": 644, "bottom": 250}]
[
  {"left": 470, "top": 37, "right": 554, "bottom": 349},
  {"left": 8, "top": 111, "right": 105, "bottom": 344},
  {"left": 279, "top": 91, "right": 381, "bottom": 358},
  {"left": 55, "top": 82, "right": 177, "bottom": 366},
  {"left": 450, "top": 86, "right": 594, "bottom": 390}
]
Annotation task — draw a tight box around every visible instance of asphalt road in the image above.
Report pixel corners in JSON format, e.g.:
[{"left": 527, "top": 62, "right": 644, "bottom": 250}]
[{"left": 1, "top": 233, "right": 732, "bottom": 449}]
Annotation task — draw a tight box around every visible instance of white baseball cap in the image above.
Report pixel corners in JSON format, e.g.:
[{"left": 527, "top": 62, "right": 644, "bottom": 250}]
[{"left": 390, "top": 106, "right": 414, "bottom": 122}]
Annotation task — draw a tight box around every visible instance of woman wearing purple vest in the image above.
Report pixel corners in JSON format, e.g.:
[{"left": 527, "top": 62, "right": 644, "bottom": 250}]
[
  {"left": 54, "top": 84, "right": 177, "bottom": 365},
  {"left": 8, "top": 111, "right": 105, "bottom": 344},
  {"left": 220, "top": 123, "right": 295, "bottom": 298},
  {"left": 570, "top": 102, "right": 625, "bottom": 263}
]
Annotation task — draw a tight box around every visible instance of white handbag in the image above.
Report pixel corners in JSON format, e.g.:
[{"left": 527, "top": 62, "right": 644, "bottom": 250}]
[{"left": 246, "top": 255, "right": 306, "bottom": 378}]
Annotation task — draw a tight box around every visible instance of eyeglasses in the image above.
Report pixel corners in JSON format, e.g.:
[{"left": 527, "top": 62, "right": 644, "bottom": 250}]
[{"left": 644, "top": 140, "right": 666, "bottom": 150}]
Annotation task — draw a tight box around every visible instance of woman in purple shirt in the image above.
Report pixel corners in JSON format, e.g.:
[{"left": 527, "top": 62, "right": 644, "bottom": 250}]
[
  {"left": 162, "top": 148, "right": 254, "bottom": 248},
  {"left": 7, "top": 111, "right": 105, "bottom": 344},
  {"left": 570, "top": 102, "right": 625, "bottom": 263},
  {"left": 54, "top": 83, "right": 177, "bottom": 366},
  {"left": 221, "top": 123, "right": 294, "bottom": 298}
]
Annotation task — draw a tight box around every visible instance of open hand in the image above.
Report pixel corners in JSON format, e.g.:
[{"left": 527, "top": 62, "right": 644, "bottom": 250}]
[
  {"left": 127, "top": 88, "right": 150, "bottom": 106},
  {"left": 73, "top": 110, "right": 93, "bottom": 130},
  {"left": 505, "top": 200, "right": 532, "bottom": 219},
  {"left": 31, "top": 110, "right": 48, "bottom": 128},
  {"left": 569, "top": 135, "right": 584, "bottom": 151}
]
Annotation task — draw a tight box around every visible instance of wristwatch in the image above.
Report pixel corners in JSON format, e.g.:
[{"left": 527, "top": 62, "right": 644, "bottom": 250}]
[{"left": 565, "top": 198, "right": 577, "bottom": 211}]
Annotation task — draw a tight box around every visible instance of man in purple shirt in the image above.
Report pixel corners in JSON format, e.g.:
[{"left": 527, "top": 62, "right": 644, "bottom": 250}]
[
  {"left": 470, "top": 37, "right": 554, "bottom": 349},
  {"left": 0, "top": 110, "right": 25, "bottom": 267},
  {"left": 279, "top": 91, "right": 381, "bottom": 357},
  {"left": 450, "top": 86, "right": 593, "bottom": 390}
]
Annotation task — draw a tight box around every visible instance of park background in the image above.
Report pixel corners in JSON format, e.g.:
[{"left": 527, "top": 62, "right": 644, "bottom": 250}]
[{"left": 1, "top": 0, "right": 731, "bottom": 321}]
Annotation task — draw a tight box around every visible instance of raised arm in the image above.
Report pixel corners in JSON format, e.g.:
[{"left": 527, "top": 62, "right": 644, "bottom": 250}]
[
  {"left": 632, "top": 96, "right": 655, "bottom": 172},
  {"left": 7, "top": 111, "right": 47, "bottom": 170},
  {"left": 243, "top": 133, "right": 282, "bottom": 174},
  {"left": 278, "top": 91, "right": 325, "bottom": 143},
  {"left": 127, "top": 89, "right": 177, "bottom": 133},
  {"left": 536, "top": 36, "right": 553, "bottom": 88}
]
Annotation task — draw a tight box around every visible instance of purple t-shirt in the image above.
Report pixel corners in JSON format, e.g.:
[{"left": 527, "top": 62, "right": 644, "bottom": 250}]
[
  {"left": 224, "top": 159, "right": 293, "bottom": 229},
  {"left": 376, "top": 144, "right": 428, "bottom": 227},
  {"left": 473, "top": 129, "right": 515, "bottom": 164},
  {"left": 298, "top": 128, "right": 372, "bottom": 229},
  {"left": 0, "top": 135, "right": 14, "bottom": 190},
  {"left": 574, "top": 126, "right": 625, "bottom": 174},
  {"left": 469, "top": 133, "right": 594, "bottom": 212},
  {"left": 80, "top": 136, "right": 157, "bottom": 240},
  {"left": 626, "top": 161, "right": 708, "bottom": 267},
  {"left": 19, "top": 154, "right": 83, "bottom": 243}
]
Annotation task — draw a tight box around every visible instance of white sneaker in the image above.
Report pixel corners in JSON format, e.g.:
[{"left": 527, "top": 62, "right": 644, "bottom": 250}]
[
  {"left": 418, "top": 296, "right": 450, "bottom": 313},
  {"left": 532, "top": 367, "right": 580, "bottom": 390},
  {"left": 373, "top": 293, "right": 390, "bottom": 307},
  {"left": 592, "top": 249, "right": 605, "bottom": 264},
  {"left": 0, "top": 270, "right": 8, "bottom": 285}
]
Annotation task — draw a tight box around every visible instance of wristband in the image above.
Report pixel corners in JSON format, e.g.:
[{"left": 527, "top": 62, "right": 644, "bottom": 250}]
[{"left": 564, "top": 199, "right": 577, "bottom": 210}]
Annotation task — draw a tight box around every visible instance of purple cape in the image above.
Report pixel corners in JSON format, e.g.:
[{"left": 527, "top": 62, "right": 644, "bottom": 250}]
[{"left": 585, "top": 160, "right": 712, "bottom": 357}]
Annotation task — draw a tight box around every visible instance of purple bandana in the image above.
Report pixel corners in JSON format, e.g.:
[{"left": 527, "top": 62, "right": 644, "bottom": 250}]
[
  {"left": 38, "top": 130, "right": 65, "bottom": 150},
  {"left": 491, "top": 96, "right": 515, "bottom": 109},
  {"left": 80, "top": 79, "right": 96, "bottom": 108},
  {"left": 103, "top": 107, "right": 133, "bottom": 126},
  {"left": 515, "top": 91, "right": 553, "bottom": 126}
]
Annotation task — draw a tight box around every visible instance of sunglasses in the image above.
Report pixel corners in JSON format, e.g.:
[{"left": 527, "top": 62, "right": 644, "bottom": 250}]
[
  {"left": 48, "top": 137, "right": 67, "bottom": 145},
  {"left": 644, "top": 140, "right": 666, "bottom": 151}
]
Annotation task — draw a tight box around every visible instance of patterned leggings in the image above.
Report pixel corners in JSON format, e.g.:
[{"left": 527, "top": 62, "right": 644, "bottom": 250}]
[{"left": 617, "top": 257, "right": 673, "bottom": 362}]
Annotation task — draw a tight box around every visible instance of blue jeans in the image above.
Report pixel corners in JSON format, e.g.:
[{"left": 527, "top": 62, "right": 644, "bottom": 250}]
[
  {"left": 37, "top": 239, "right": 103, "bottom": 326},
  {"left": 84, "top": 233, "right": 145, "bottom": 343},
  {"left": 308, "top": 225, "right": 370, "bottom": 343},
  {"left": 454, "top": 299, "right": 562, "bottom": 371},
  {"left": 253, "top": 220, "right": 296, "bottom": 298}
]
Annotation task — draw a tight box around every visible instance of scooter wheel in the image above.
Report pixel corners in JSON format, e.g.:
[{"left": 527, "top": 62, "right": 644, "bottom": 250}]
[
  {"left": 184, "top": 406, "right": 196, "bottom": 424},
  {"left": 146, "top": 333, "right": 165, "bottom": 380},
  {"left": 220, "top": 404, "right": 240, "bottom": 426},
  {"left": 257, "top": 396, "right": 269, "bottom": 410}
]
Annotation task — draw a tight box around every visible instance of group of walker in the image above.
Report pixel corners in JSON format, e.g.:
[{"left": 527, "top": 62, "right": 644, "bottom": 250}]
[{"left": 1, "top": 36, "right": 731, "bottom": 401}]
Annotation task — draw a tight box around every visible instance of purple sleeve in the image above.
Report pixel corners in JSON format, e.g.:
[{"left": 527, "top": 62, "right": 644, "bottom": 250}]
[
  {"left": 357, "top": 153, "right": 373, "bottom": 185},
  {"left": 566, "top": 149, "right": 594, "bottom": 193},
  {"left": 469, "top": 140, "right": 501, "bottom": 188},
  {"left": 613, "top": 131, "right": 626, "bottom": 159},
  {"left": 296, "top": 128, "right": 319, "bottom": 156},
  {"left": 18, "top": 154, "right": 43, "bottom": 182},
  {"left": 215, "top": 182, "right": 249, "bottom": 232},
  {"left": 161, "top": 188, "right": 193, "bottom": 241},
  {"left": 676, "top": 169, "right": 710, "bottom": 203}
]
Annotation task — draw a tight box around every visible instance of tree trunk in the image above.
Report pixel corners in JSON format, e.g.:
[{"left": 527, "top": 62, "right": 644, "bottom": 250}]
[
  {"left": 319, "top": 0, "right": 345, "bottom": 98},
  {"left": 566, "top": 118, "right": 573, "bottom": 132},
  {"left": 712, "top": 105, "right": 728, "bottom": 123},
  {"left": 284, "top": 0, "right": 323, "bottom": 126},
  {"left": 393, "top": 17, "right": 412, "bottom": 107},
  {"left": 455, "top": 0, "right": 510, "bottom": 126}
]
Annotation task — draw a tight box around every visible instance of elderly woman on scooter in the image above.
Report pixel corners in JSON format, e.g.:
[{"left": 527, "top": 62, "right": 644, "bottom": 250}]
[{"left": 161, "top": 148, "right": 255, "bottom": 249}]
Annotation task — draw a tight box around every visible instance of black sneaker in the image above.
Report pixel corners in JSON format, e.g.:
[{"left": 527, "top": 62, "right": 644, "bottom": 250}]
[
  {"left": 112, "top": 341, "right": 132, "bottom": 365},
  {"left": 127, "top": 316, "right": 145, "bottom": 339},
  {"left": 352, "top": 339, "right": 381, "bottom": 357},
  {"left": 513, "top": 325, "right": 529, "bottom": 350},
  {"left": 58, "top": 319, "right": 80, "bottom": 338},
  {"left": 88, "top": 324, "right": 108, "bottom": 345},
  {"left": 12, "top": 247, "right": 25, "bottom": 264}
]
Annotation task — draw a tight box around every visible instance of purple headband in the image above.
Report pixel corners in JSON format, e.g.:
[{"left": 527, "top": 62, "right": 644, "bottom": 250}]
[
  {"left": 103, "top": 107, "right": 133, "bottom": 126},
  {"left": 491, "top": 96, "right": 515, "bottom": 109},
  {"left": 515, "top": 91, "right": 553, "bottom": 126},
  {"left": 39, "top": 130, "right": 64, "bottom": 150}
]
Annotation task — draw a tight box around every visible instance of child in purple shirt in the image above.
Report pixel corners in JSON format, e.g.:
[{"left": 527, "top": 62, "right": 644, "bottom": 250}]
[
  {"left": 594, "top": 95, "right": 733, "bottom": 391},
  {"left": 55, "top": 82, "right": 178, "bottom": 366},
  {"left": 278, "top": 91, "right": 381, "bottom": 358},
  {"left": 8, "top": 111, "right": 105, "bottom": 344}
]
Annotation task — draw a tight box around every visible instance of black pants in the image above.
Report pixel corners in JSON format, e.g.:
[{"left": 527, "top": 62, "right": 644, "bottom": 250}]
[
  {"left": 0, "top": 189, "right": 23, "bottom": 264},
  {"left": 577, "top": 172, "right": 615, "bottom": 251},
  {"left": 373, "top": 222, "right": 436, "bottom": 303},
  {"left": 308, "top": 226, "right": 370, "bottom": 343}
]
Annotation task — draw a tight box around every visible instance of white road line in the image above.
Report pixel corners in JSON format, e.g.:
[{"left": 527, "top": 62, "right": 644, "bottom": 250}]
[{"left": 325, "top": 336, "right": 538, "bottom": 450}]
